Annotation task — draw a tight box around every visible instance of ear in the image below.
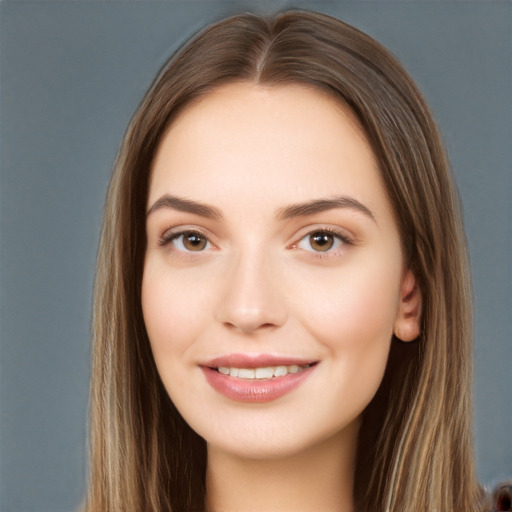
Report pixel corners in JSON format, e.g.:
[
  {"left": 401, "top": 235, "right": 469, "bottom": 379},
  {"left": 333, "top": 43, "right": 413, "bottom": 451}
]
[{"left": 393, "top": 269, "right": 421, "bottom": 342}]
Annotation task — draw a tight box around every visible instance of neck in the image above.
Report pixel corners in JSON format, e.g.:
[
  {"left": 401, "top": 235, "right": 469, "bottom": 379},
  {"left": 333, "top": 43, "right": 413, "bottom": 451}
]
[{"left": 205, "top": 424, "right": 358, "bottom": 512}]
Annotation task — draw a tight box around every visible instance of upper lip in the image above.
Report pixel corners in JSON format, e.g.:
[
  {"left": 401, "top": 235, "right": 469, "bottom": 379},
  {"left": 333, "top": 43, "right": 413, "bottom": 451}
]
[{"left": 202, "top": 353, "right": 318, "bottom": 369}]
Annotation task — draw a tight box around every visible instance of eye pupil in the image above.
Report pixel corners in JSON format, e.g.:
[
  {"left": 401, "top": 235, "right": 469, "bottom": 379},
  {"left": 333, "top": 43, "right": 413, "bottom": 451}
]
[
  {"left": 310, "top": 232, "right": 334, "bottom": 252},
  {"left": 183, "top": 233, "right": 207, "bottom": 251}
]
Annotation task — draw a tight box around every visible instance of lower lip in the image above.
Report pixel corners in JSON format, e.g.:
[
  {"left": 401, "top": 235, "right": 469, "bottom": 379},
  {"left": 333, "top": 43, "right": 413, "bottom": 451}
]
[{"left": 201, "top": 365, "right": 316, "bottom": 403}]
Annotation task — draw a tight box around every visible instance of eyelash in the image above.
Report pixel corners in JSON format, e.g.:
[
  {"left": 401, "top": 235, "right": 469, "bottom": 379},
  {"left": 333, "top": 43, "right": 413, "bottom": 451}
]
[
  {"left": 157, "top": 227, "right": 353, "bottom": 257},
  {"left": 158, "top": 229, "right": 211, "bottom": 251},
  {"left": 292, "top": 228, "right": 353, "bottom": 258}
]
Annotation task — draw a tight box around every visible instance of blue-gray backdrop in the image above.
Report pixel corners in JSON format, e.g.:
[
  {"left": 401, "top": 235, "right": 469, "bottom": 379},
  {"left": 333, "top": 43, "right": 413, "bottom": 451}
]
[{"left": 1, "top": 1, "right": 510, "bottom": 511}]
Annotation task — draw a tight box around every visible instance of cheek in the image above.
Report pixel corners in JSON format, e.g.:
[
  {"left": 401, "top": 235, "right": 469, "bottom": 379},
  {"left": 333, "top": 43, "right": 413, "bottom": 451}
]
[
  {"left": 292, "top": 260, "right": 401, "bottom": 393},
  {"left": 298, "top": 261, "right": 399, "bottom": 337},
  {"left": 141, "top": 264, "right": 207, "bottom": 362}
]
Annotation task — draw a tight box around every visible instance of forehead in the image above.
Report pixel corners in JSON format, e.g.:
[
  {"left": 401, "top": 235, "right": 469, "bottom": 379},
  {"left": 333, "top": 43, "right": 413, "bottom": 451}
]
[{"left": 148, "top": 82, "right": 391, "bottom": 223}]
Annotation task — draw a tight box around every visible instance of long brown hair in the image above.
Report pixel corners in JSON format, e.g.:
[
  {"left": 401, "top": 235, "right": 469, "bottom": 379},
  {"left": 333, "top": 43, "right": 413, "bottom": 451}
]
[{"left": 86, "top": 10, "right": 486, "bottom": 512}]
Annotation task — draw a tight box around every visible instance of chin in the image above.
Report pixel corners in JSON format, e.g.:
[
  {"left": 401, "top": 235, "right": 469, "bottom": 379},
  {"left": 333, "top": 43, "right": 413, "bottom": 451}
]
[{"left": 191, "top": 410, "right": 361, "bottom": 462}]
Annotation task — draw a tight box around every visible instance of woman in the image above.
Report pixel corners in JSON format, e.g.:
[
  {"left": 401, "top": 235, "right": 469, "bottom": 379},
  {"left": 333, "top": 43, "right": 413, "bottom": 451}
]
[{"left": 85, "top": 10, "right": 490, "bottom": 512}]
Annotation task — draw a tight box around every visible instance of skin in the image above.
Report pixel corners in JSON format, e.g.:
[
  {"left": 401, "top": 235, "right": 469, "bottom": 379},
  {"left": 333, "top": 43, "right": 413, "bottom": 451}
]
[{"left": 142, "top": 82, "right": 420, "bottom": 512}]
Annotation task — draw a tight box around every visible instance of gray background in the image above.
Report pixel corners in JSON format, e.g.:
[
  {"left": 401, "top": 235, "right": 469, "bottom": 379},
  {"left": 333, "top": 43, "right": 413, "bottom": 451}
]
[{"left": 0, "top": 1, "right": 510, "bottom": 511}]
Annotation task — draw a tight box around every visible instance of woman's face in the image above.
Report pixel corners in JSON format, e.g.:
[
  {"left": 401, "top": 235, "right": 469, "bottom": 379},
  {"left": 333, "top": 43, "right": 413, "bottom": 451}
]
[{"left": 142, "top": 82, "right": 419, "bottom": 460}]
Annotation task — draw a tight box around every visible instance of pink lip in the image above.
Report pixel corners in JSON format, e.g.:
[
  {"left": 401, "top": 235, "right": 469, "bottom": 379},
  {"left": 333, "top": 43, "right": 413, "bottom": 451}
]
[{"left": 200, "top": 353, "right": 318, "bottom": 403}]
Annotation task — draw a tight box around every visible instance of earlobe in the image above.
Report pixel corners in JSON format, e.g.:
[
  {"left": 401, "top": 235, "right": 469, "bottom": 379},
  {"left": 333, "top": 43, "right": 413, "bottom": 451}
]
[{"left": 394, "top": 269, "right": 421, "bottom": 342}]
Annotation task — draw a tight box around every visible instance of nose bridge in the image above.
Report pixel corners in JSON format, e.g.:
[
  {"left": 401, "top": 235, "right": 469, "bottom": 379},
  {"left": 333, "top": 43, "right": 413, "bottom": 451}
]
[{"left": 216, "top": 243, "right": 287, "bottom": 333}]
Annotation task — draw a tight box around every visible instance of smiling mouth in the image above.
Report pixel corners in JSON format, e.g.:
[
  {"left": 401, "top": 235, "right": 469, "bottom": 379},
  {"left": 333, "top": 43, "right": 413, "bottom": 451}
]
[
  {"left": 211, "top": 363, "right": 316, "bottom": 380},
  {"left": 202, "top": 354, "right": 319, "bottom": 402}
]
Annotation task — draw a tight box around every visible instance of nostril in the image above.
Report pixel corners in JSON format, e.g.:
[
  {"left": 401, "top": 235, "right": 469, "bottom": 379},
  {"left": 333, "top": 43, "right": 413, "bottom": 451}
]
[{"left": 223, "top": 320, "right": 278, "bottom": 333}]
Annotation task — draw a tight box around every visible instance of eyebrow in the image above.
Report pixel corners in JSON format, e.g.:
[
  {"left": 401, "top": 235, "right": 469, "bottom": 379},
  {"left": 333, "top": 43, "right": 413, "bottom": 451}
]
[
  {"left": 276, "top": 196, "right": 376, "bottom": 222},
  {"left": 146, "top": 194, "right": 223, "bottom": 220},
  {"left": 146, "top": 194, "right": 375, "bottom": 223}
]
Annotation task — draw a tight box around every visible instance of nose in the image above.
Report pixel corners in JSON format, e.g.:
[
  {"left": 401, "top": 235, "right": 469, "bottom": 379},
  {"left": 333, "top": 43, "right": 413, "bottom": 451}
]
[{"left": 215, "top": 250, "right": 288, "bottom": 334}]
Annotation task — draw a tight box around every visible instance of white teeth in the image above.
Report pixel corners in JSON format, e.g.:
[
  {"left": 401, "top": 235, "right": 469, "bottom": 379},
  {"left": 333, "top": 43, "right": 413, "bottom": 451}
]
[
  {"left": 215, "top": 364, "right": 311, "bottom": 380},
  {"left": 255, "top": 367, "right": 274, "bottom": 379},
  {"left": 238, "top": 368, "right": 255, "bottom": 379},
  {"left": 274, "top": 365, "right": 287, "bottom": 377}
]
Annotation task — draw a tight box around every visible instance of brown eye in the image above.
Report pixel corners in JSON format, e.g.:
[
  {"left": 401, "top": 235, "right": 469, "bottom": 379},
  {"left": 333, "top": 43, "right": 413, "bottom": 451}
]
[
  {"left": 309, "top": 232, "right": 335, "bottom": 252},
  {"left": 296, "top": 230, "right": 347, "bottom": 254},
  {"left": 182, "top": 232, "right": 208, "bottom": 251},
  {"left": 168, "top": 231, "right": 211, "bottom": 252}
]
